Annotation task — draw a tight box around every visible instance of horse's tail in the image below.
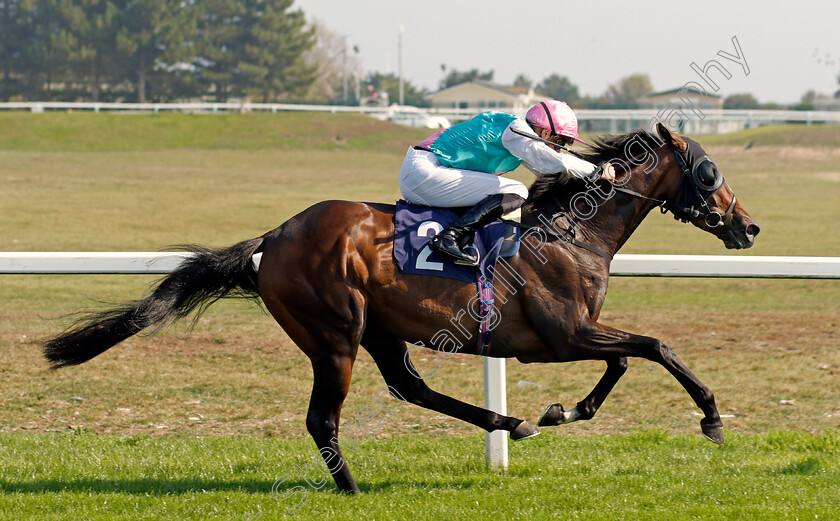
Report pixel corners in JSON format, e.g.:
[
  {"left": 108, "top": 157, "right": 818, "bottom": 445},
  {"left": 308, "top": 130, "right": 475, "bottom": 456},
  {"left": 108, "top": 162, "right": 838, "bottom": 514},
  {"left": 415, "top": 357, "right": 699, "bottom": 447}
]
[{"left": 43, "top": 237, "right": 266, "bottom": 369}]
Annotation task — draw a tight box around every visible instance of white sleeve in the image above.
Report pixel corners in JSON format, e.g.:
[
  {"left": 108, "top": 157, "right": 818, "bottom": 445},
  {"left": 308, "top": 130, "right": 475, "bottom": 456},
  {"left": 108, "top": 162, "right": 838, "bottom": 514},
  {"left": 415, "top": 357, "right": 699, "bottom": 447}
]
[{"left": 502, "top": 118, "right": 597, "bottom": 178}]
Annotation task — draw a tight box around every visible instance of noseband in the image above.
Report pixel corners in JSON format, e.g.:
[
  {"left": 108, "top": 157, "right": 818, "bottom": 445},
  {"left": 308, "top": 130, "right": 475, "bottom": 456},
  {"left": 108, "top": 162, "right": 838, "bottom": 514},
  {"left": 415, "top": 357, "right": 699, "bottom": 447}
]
[{"left": 614, "top": 139, "right": 736, "bottom": 229}]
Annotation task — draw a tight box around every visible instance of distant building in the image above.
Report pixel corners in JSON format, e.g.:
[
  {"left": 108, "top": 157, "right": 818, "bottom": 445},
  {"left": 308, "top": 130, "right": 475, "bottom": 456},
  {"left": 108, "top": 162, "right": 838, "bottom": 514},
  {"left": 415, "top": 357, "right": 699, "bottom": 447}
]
[
  {"left": 645, "top": 87, "right": 724, "bottom": 112},
  {"left": 425, "top": 81, "right": 546, "bottom": 121},
  {"left": 643, "top": 87, "right": 743, "bottom": 133},
  {"left": 811, "top": 96, "right": 840, "bottom": 111}
]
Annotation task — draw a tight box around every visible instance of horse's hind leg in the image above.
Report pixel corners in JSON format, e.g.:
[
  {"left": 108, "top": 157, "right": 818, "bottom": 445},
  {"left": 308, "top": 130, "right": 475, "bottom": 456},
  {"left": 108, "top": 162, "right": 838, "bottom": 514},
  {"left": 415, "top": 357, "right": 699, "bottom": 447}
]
[
  {"left": 260, "top": 275, "right": 366, "bottom": 493},
  {"left": 305, "top": 352, "right": 361, "bottom": 494},
  {"left": 539, "top": 356, "right": 628, "bottom": 427},
  {"left": 361, "top": 328, "right": 539, "bottom": 440}
]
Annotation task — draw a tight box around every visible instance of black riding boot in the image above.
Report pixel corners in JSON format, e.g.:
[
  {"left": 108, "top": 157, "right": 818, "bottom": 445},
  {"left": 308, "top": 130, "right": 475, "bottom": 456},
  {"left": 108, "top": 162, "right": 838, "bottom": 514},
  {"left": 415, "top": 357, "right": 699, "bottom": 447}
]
[{"left": 429, "top": 193, "right": 523, "bottom": 266}]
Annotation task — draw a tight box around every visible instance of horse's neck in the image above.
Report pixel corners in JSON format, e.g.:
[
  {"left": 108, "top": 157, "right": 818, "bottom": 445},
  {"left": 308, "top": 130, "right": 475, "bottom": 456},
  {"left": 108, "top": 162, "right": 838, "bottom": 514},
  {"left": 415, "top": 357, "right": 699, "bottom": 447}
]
[{"left": 551, "top": 150, "right": 679, "bottom": 259}]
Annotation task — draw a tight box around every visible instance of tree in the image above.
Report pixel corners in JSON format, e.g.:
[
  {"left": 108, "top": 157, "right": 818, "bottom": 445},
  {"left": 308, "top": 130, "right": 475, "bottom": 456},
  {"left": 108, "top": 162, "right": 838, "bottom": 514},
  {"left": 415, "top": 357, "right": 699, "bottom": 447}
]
[
  {"left": 722, "top": 93, "right": 760, "bottom": 110},
  {"left": 576, "top": 94, "right": 613, "bottom": 110},
  {"left": 51, "top": 0, "right": 124, "bottom": 101},
  {"left": 26, "top": 0, "right": 75, "bottom": 100},
  {"left": 236, "top": 0, "right": 317, "bottom": 102},
  {"left": 0, "top": 0, "right": 29, "bottom": 100},
  {"left": 115, "top": 0, "right": 199, "bottom": 102},
  {"left": 193, "top": 0, "right": 246, "bottom": 101},
  {"left": 512, "top": 74, "right": 532, "bottom": 89},
  {"left": 606, "top": 73, "right": 653, "bottom": 108},
  {"left": 791, "top": 90, "right": 830, "bottom": 111},
  {"left": 439, "top": 67, "right": 493, "bottom": 90},
  {"left": 194, "top": 0, "right": 317, "bottom": 102},
  {"left": 366, "top": 71, "right": 427, "bottom": 107},
  {"left": 536, "top": 74, "right": 580, "bottom": 106}
]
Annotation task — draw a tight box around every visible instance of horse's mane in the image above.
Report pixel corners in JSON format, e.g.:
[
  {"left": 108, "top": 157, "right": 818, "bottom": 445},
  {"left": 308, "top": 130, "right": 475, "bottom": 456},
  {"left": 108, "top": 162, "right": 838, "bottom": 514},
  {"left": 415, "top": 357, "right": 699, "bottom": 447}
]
[{"left": 526, "top": 129, "right": 663, "bottom": 205}]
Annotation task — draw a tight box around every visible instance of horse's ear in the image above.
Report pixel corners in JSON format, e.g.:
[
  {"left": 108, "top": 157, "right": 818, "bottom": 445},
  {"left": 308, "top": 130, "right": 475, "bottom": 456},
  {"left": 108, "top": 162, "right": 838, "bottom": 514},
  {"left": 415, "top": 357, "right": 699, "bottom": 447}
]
[{"left": 656, "top": 122, "right": 688, "bottom": 151}]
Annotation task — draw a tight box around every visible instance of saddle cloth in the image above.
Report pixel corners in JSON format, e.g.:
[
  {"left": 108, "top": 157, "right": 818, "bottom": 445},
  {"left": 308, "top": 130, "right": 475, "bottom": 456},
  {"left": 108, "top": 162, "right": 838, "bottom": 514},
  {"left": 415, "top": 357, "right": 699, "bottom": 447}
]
[
  {"left": 392, "top": 200, "right": 521, "bottom": 355},
  {"left": 393, "top": 200, "right": 519, "bottom": 284}
]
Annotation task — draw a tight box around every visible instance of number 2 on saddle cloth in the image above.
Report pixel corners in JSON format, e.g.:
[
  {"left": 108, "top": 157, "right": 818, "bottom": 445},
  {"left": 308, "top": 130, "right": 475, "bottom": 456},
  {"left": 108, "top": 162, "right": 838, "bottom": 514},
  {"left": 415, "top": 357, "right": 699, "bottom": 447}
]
[{"left": 392, "top": 200, "right": 521, "bottom": 355}]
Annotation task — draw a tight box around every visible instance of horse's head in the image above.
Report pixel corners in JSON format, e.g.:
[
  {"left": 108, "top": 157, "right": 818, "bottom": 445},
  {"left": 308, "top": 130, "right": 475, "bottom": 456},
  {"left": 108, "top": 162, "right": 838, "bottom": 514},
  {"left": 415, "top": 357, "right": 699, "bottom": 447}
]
[{"left": 655, "top": 123, "right": 760, "bottom": 249}]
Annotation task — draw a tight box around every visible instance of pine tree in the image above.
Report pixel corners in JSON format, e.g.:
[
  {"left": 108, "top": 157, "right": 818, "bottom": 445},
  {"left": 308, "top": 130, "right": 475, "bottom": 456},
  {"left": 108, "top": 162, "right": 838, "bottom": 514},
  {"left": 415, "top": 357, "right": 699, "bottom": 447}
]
[
  {"left": 29, "top": 0, "right": 72, "bottom": 99},
  {"left": 195, "top": 0, "right": 317, "bottom": 102},
  {"left": 116, "top": 0, "right": 198, "bottom": 102},
  {"left": 193, "top": 0, "right": 245, "bottom": 101},
  {"left": 0, "top": 0, "right": 32, "bottom": 100},
  {"left": 51, "top": 0, "right": 123, "bottom": 101},
  {"left": 236, "top": 0, "right": 316, "bottom": 102}
]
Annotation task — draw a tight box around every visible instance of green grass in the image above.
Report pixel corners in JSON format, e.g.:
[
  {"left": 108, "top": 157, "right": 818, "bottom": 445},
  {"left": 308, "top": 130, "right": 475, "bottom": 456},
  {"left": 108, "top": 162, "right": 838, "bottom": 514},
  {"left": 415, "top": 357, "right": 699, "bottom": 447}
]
[
  {"left": 1, "top": 431, "right": 838, "bottom": 520},
  {"left": 2, "top": 113, "right": 838, "bottom": 153},
  {"left": 695, "top": 123, "right": 840, "bottom": 148},
  {"left": 0, "top": 112, "right": 429, "bottom": 153}
]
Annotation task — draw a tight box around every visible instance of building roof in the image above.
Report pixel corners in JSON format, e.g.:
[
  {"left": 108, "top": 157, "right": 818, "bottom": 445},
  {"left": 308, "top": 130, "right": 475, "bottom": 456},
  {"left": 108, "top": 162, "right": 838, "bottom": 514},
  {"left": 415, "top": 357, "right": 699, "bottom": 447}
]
[
  {"left": 427, "top": 80, "right": 532, "bottom": 99},
  {"left": 648, "top": 87, "right": 722, "bottom": 99}
]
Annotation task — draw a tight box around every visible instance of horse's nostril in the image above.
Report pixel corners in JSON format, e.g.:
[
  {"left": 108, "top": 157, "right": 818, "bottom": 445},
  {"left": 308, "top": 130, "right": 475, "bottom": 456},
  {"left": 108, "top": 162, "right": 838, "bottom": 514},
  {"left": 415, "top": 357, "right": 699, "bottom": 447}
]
[{"left": 746, "top": 223, "right": 760, "bottom": 237}]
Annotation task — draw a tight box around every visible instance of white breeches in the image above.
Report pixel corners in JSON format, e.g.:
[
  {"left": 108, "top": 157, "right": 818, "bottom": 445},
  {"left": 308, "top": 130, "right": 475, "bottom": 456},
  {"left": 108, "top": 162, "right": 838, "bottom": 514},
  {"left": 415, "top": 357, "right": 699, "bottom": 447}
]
[{"left": 398, "top": 147, "right": 528, "bottom": 207}]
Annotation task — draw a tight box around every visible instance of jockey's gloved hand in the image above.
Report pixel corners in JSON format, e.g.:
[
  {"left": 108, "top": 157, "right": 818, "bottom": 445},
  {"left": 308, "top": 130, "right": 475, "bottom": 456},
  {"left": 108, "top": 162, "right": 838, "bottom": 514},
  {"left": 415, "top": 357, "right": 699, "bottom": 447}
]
[{"left": 589, "top": 161, "right": 616, "bottom": 183}]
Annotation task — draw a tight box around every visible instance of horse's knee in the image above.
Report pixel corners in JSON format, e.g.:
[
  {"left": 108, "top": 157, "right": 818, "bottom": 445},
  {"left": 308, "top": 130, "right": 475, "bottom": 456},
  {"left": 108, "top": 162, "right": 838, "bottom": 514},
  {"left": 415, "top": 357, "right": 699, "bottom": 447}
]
[{"left": 651, "top": 339, "right": 679, "bottom": 364}]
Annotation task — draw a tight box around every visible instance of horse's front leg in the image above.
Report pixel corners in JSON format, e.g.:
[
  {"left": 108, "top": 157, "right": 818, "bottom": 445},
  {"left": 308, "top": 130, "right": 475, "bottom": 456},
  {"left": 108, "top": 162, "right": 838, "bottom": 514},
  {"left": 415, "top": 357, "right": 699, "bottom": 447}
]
[
  {"left": 538, "top": 355, "right": 627, "bottom": 426},
  {"left": 544, "top": 321, "right": 724, "bottom": 444}
]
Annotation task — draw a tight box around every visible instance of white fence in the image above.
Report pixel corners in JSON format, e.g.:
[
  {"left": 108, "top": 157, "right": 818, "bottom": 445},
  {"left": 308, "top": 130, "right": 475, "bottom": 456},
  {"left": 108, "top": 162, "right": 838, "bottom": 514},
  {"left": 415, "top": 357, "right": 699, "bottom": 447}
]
[
  {"left": 2, "top": 101, "right": 840, "bottom": 132},
  {"left": 3, "top": 252, "right": 840, "bottom": 469},
  {"left": 3, "top": 252, "right": 840, "bottom": 278}
]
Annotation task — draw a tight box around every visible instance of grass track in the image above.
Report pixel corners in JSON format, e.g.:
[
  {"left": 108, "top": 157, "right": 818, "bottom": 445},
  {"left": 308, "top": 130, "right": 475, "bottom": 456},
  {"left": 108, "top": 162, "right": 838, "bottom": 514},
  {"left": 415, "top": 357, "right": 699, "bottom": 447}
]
[{"left": 1, "top": 431, "right": 839, "bottom": 520}]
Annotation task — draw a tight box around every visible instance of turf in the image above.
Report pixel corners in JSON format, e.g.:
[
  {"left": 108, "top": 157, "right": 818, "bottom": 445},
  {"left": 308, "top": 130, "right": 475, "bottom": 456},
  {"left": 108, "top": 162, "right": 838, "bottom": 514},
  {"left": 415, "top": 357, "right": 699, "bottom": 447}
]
[
  {"left": 0, "top": 112, "right": 428, "bottom": 153},
  {"left": 1, "top": 431, "right": 838, "bottom": 520}
]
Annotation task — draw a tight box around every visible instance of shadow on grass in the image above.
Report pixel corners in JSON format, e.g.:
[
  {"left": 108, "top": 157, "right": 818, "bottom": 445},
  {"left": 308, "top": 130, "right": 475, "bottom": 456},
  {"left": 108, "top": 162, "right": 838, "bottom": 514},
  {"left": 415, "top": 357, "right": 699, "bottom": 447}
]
[
  {"left": 0, "top": 477, "right": 293, "bottom": 495},
  {"left": 1, "top": 476, "right": 486, "bottom": 496}
]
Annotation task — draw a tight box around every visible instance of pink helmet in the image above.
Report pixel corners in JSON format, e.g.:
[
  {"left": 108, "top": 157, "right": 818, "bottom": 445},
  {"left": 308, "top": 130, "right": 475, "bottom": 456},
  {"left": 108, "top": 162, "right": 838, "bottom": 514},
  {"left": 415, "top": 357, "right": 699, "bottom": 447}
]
[{"left": 526, "top": 100, "right": 585, "bottom": 143}]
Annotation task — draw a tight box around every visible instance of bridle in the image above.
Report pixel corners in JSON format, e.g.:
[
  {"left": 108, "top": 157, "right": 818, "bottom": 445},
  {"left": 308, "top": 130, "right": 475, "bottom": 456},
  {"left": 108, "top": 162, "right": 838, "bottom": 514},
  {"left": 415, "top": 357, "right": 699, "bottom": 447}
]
[
  {"left": 612, "top": 139, "right": 737, "bottom": 229},
  {"left": 509, "top": 132, "right": 738, "bottom": 261}
]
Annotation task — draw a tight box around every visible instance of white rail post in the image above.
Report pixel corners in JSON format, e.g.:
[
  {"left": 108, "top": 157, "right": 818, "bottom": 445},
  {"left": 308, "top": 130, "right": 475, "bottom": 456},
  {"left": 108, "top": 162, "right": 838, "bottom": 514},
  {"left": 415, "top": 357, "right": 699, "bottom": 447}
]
[{"left": 484, "top": 356, "right": 508, "bottom": 470}]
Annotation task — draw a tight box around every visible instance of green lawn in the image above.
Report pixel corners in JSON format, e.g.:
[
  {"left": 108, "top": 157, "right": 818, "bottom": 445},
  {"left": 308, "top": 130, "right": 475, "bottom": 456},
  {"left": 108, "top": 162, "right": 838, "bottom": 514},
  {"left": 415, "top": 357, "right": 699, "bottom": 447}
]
[{"left": 1, "top": 431, "right": 838, "bottom": 520}]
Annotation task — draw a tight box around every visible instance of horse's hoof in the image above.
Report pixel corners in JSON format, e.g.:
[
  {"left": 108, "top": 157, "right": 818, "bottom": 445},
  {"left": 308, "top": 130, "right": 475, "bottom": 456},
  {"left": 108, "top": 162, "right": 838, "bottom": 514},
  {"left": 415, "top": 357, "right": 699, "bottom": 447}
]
[
  {"left": 538, "top": 403, "right": 564, "bottom": 427},
  {"left": 701, "top": 420, "right": 725, "bottom": 445},
  {"left": 511, "top": 421, "right": 540, "bottom": 441}
]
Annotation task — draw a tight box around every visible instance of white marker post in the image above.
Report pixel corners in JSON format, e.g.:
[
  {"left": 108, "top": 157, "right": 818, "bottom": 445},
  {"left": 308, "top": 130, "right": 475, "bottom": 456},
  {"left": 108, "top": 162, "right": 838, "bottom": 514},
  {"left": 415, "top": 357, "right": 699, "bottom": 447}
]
[{"left": 484, "top": 356, "right": 508, "bottom": 470}]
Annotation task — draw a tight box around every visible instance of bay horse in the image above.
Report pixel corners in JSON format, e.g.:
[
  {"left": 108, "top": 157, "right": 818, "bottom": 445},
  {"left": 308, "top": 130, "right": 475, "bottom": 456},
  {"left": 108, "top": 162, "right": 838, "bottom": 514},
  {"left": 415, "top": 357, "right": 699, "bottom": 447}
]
[{"left": 43, "top": 123, "right": 759, "bottom": 494}]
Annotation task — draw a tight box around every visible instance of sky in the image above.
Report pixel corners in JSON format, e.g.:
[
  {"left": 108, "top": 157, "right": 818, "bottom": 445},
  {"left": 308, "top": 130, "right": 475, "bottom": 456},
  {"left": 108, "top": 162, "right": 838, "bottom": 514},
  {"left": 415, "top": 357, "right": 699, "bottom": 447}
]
[{"left": 292, "top": 0, "right": 840, "bottom": 105}]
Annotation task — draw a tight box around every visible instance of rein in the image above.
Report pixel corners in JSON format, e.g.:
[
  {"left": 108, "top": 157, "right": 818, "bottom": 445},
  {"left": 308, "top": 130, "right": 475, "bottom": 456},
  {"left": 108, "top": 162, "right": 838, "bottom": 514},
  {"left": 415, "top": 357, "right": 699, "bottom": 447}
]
[
  {"left": 511, "top": 141, "right": 737, "bottom": 260},
  {"left": 504, "top": 214, "right": 614, "bottom": 260}
]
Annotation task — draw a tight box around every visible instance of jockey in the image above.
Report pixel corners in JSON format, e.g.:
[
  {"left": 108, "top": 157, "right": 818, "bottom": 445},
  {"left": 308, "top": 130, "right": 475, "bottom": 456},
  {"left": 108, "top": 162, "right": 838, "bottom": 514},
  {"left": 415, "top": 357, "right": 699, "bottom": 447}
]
[{"left": 399, "top": 100, "right": 616, "bottom": 266}]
